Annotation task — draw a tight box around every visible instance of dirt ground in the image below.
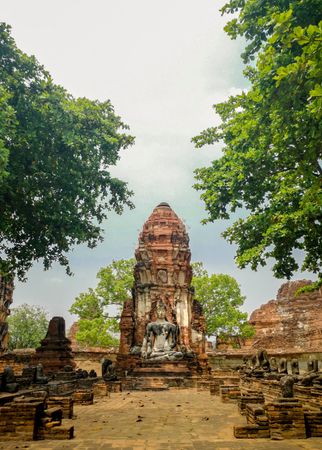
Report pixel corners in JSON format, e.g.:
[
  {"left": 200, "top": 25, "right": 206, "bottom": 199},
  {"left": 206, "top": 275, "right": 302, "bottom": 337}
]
[{"left": 1, "top": 389, "right": 322, "bottom": 449}]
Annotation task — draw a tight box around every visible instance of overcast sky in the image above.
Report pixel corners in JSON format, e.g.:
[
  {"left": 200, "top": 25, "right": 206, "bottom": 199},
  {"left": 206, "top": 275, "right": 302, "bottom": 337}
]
[{"left": 2, "top": 0, "right": 313, "bottom": 326}]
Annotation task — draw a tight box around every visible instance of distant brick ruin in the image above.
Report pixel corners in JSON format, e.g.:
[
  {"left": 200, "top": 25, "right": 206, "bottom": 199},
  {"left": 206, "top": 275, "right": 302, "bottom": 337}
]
[{"left": 245, "top": 280, "right": 322, "bottom": 352}]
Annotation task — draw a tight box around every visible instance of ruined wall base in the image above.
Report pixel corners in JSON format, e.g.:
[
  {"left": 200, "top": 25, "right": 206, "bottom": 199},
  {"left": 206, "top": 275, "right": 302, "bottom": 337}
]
[{"left": 117, "top": 354, "right": 210, "bottom": 391}]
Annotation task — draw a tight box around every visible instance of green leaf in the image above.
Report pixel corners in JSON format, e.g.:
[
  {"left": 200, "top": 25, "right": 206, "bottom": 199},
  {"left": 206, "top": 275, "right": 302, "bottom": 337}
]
[
  {"left": 70, "top": 258, "right": 135, "bottom": 347},
  {"left": 193, "top": 0, "right": 322, "bottom": 279},
  {"left": 191, "top": 262, "right": 254, "bottom": 340},
  {"left": 8, "top": 304, "right": 48, "bottom": 350}
]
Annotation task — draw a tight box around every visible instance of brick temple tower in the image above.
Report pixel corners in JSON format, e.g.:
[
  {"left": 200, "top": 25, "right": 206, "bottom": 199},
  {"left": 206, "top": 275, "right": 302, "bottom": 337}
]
[{"left": 117, "top": 202, "right": 207, "bottom": 374}]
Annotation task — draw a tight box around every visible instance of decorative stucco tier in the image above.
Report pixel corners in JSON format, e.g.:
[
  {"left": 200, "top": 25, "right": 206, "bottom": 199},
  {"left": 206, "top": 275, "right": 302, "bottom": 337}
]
[{"left": 117, "top": 202, "right": 207, "bottom": 374}]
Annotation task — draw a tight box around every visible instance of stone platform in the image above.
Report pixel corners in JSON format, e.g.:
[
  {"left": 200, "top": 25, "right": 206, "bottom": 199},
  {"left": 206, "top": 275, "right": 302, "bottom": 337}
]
[{"left": 123, "top": 360, "right": 200, "bottom": 390}]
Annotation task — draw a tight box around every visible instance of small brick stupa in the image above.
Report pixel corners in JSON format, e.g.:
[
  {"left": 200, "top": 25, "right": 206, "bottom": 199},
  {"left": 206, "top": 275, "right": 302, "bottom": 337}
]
[
  {"left": 36, "top": 316, "right": 75, "bottom": 374},
  {"left": 117, "top": 202, "right": 207, "bottom": 381}
]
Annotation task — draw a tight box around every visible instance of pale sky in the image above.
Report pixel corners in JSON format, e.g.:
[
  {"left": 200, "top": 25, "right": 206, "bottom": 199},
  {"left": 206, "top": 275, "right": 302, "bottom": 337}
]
[{"left": 1, "top": 0, "right": 313, "bottom": 326}]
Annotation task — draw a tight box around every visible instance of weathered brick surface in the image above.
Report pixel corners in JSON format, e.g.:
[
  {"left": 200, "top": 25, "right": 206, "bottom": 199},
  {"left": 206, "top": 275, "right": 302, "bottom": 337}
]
[
  {"left": 245, "top": 404, "right": 268, "bottom": 426},
  {"left": 266, "top": 398, "right": 306, "bottom": 439},
  {"left": 47, "top": 396, "right": 73, "bottom": 419},
  {"left": 106, "top": 381, "right": 122, "bottom": 392},
  {"left": 210, "top": 375, "right": 240, "bottom": 395},
  {"left": 0, "top": 395, "right": 73, "bottom": 441},
  {"left": 37, "top": 424, "right": 74, "bottom": 440},
  {"left": 240, "top": 377, "right": 282, "bottom": 403},
  {"left": 305, "top": 410, "right": 322, "bottom": 437},
  {"left": 234, "top": 424, "right": 270, "bottom": 439},
  {"left": 35, "top": 317, "right": 75, "bottom": 374},
  {"left": 246, "top": 281, "right": 322, "bottom": 352},
  {"left": 238, "top": 394, "right": 265, "bottom": 415},
  {"left": 72, "top": 389, "right": 93, "bottom": 405},
  {"left": 93, "top": 381, "right": 111, "bottom": 397},
  {"left": 220, "top": 384, "right": 241, "bottom": 402}
]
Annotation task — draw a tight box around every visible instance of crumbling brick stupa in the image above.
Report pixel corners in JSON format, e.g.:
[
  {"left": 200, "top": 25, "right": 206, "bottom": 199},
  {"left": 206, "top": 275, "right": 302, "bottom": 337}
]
[
  {"left": 117, "top": 202, "right": 207, "bottom": 381},
  {"left": 35, "top": 316, "right": 75, "bottom": 374}
]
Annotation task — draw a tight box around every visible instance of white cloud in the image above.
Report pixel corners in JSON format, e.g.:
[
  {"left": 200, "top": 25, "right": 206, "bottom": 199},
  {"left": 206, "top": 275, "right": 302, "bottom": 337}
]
[{"left": 2, "top": 0, "right": 314, "bottom": 325}]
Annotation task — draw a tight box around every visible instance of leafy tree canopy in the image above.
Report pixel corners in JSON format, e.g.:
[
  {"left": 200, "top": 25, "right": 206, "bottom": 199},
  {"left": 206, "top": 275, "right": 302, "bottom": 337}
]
[
  {"left": 74, "top": 318, "right": 119, "bottom": 348},
  {"left": 0, "top": 23, "right": 134, "bottom": 281},
  {"left": 69, "top": 258, "right": 135, "bottom": 347},
  {"left": 191, "top": 262, "right": 254, "bottom": 340},
  {"left": 7, "top": 303, "right": 48, "bottom": 350},
  {"left": 193, "top": 1, "right": 322, "bottom": 283}
]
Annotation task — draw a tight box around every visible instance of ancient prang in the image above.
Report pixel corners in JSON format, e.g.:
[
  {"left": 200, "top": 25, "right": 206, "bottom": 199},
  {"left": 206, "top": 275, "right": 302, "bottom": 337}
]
[
  {"left": 117, "top": 202, "right": 207, "bottom": 373},
  {"left": 0, "top": 276, "right": 14, "bottom": 353}
]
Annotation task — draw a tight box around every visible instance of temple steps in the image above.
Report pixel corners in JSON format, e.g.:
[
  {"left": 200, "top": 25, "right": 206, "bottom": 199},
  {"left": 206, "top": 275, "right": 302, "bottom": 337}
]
[
  {"left": 138, "top": 360, "right": 193, "bottom": 372},
  {"left": 123, "top": 377, "right": 169, "bottom": 391},
  {"left": 122, "top": 376, "right": 195, "bottom": 391},
  {"left": 131, "top": 367, "right": 192, "bottom": 377},
  {"left": 125, "top": 361, "right": 193, "bottom": 389}
]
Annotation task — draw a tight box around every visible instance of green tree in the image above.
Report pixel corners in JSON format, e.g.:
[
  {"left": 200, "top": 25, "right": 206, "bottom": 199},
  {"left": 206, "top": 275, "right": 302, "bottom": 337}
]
[
  {"left": 7, "top": 304, "right": 48, "bottom": 350},
  {"left": 192, "top": 263, "right": 254, "bottom": 343},
  {"left": 74, "top": 318, "right": 120, "bottom": 348},
  {"left": 0, "top": 23, "right": 134, "bottom": 281},
  {"left": 69, "top": 258, "right": 135, "bottom": 347},
  {"left": 193, "top": 1, "right": 322, "bottom": 285}
]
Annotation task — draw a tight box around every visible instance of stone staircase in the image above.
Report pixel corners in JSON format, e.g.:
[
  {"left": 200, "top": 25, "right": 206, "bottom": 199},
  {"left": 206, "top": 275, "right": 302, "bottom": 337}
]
[
  {"left": 0, "top": 394, "right": 74, "bottom": 440},
  {"left": 122, "top": 360, "right": 197, "bottom": 391}
]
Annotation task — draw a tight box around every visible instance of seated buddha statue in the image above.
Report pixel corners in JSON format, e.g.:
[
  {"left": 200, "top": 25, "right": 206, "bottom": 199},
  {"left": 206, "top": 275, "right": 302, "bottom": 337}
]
[{"left": 141, "top": 301, "right": 183, "bottom": 361}]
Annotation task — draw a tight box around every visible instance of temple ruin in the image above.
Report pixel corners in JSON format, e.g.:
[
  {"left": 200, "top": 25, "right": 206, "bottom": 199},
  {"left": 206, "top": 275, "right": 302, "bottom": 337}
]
[
  {"left": 117, "top": 202, "right": 208, "bottom": 387},
  {"left": 0, "top": 205, "right": 322, "bottom": 444},
  {"left": 245, "top": 280, "right": 322, "bottom": 352}
]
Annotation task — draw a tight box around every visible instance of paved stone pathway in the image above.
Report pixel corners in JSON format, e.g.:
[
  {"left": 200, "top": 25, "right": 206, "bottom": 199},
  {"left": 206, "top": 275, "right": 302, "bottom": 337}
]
[{"left": 1, "top": 389, "right": 322, "bottom": 449}]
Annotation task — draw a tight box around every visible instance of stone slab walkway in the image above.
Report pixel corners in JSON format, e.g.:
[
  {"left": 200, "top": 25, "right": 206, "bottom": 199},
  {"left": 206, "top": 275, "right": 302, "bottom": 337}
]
[{"left": 1, "top": 389, "right": 322, "bottom": 449}]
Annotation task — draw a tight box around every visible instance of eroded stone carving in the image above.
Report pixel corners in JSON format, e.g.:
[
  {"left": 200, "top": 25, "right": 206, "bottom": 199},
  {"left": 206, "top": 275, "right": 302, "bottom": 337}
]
[
  {"left": 278, "top": 358, "right": 288, "bottom": 374},
  {"left": 35, "top": 363, "right": 48, "bottom": 384},
  {"left": 0, "top": 276, "right": 14, "bottom": 353},
  {"left": 291, "top": 358, "right": 300, "bottom": 375},
  {"left": 257, "top": 349, "right": 270, "bottom": 371},
  {"left": 300, "top": 359, "right": 320, "bottom": 386},
  {"left": 245, "top": 349, "right": 271, "bottom": 378},
  {"left": 280, "top": 375, "right": 295, "bottom": 398},
  {"left": 270, "top": 357, "right": 278, "bottom": 373},
  {"left": 102, "top": 358, "right": 117, "bottom": 381},
  {"left": 0, "top": 366, "right": 18, "bottom": 393},
  {"left": 141, "top": 300, "right": 182, "bottom": 361}
]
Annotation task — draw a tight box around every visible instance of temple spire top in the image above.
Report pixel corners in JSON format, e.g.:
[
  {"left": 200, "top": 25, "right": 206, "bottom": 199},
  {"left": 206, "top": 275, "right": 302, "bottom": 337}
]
[{"left": 156, "top": 202, "right": 170, "bottom": 208}]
